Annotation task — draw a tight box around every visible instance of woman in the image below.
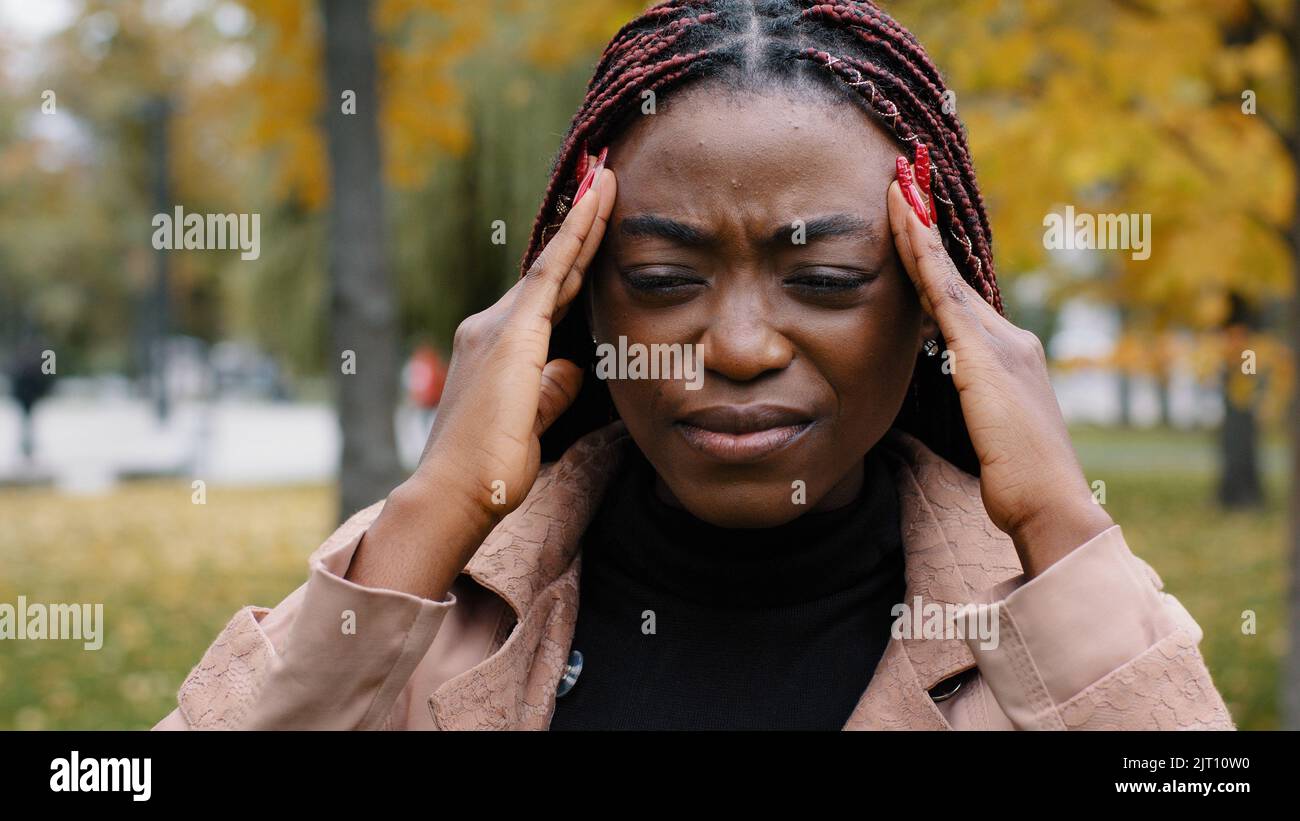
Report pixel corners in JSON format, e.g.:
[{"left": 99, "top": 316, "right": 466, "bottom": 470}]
[{"left": 156, "top": 0, "right": 1234, "bottom": 730}]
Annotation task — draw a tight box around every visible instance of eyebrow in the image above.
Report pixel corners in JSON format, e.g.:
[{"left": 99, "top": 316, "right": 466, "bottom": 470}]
[
  {"left": 780, "top": 214, "right": 879, "bottom": 245},
  {"left": 620, "top": 214, "right": 710, "bottom": 245},
  {"left": 619, "top": 213, "right": 879, "bottom": 247}
]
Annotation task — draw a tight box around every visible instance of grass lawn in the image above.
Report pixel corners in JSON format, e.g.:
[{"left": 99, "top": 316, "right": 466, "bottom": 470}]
[
  {"left": 0, "top": 425, "right": 1288, "bottom": 729},
  {"left": 0, "top": 483, "right": 332, "bottom": 730},
  {"left": 1070, "top": 426, "right": 1288, "bottom": 730}
]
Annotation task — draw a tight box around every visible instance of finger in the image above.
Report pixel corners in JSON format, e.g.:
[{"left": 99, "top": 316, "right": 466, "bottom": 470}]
[
  {"left": 554, "top": 167, "right": 617, "bottom": 326},
  {"left": 517, "top": 165, "right": 616, "bottom": 324},
  {"left": 899, "top": 178, "right": 1002, "bottom": 326},
  {"left": 536, "top": 152, "right": 597, "bottom": 329},
  {"left": 535, "top": 358, "right": 584, "bottom": 437},
  {"left": 887, "top": 179, "right": 994, "bottom": 341}
]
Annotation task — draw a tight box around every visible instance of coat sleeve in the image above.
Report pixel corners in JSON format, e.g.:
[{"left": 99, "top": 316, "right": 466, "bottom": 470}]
[
  {"left": 963, "top": 525, "right": 1235, "bottom": 730},
  {"left": 153, "top": 500, "right": 457, "bottom": 730}
]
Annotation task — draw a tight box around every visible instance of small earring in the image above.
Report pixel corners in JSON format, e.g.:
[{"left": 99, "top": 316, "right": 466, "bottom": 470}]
[
  {"left": 923, "top": 338, "right": 939, "bottom": 357},
  {"left": 591, "top": 333, "right": 598, "bottom": 345}
]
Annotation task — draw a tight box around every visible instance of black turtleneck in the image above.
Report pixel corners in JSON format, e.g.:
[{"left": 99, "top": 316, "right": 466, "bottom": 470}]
[{"left": 548, "top": 443, "right": 906, "bottom": 731}]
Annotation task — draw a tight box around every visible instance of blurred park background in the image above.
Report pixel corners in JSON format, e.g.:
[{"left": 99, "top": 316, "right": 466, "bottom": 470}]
[{"left": 0, "top": 0, "right": 1296, "bottom": 729}]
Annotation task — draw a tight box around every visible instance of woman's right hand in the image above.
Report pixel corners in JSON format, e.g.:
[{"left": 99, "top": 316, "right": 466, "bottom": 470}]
[
  {"left": 346, "top": 156, "right": 616, "bottom": 600},
  {"left": 420, "top": 157, "right": 616, "bottom": 520}
]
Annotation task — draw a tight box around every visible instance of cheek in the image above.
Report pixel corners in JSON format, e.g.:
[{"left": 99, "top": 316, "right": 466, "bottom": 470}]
[
  {"left": 804, "top": 278, "right": 923, "bottom": 424},
  {"left": 589, "top": 272, "right": 673, "bottom": 426},
  {"left": 588, "top": 264, "right": 635, "bottom": 339}
]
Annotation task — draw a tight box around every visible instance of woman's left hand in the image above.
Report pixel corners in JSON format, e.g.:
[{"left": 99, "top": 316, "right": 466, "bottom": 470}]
[{"left": 887, "top": 155, "right": 1114, "bottom": 579}]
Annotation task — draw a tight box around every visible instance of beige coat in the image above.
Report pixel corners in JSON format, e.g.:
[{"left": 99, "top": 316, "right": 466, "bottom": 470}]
[{"left": 154, "top": 422, "right": 1235, "bottom": 730}]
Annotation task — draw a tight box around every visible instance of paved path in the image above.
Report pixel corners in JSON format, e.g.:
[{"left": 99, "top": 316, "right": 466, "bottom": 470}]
[{"left": 0, "top": 396, "right": 433, "bottom": 492}]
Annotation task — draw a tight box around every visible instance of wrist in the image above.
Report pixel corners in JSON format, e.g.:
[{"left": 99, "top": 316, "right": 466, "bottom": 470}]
[
  {"left": 347, "top": 470, "right": 499, "bottom": 599},
  {"left": 1009, "top": 498, "right": 1115, "bottom": 580},
  {"left": 391, "top": 467, "right": 501, "bottom": 543}
]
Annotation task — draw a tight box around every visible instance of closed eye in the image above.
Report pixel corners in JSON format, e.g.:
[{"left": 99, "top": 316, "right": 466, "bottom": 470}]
[
  {"left": 621, "top": 267, "right": 706, "bottom": 292},
  {"left": 785, "top": 268, "right": 877, "bottom": 293}
]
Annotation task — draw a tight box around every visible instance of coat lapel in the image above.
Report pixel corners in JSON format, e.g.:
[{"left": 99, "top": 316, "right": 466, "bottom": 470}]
[
  {"left": 428, "top": 423, "right": 1022, "bottom": 730},
  {"left": 428, "top": 423, "right": 630, "bottom": 730},
  {"left": 842, "top": 431, "right": 1023, "bottom": 729}
]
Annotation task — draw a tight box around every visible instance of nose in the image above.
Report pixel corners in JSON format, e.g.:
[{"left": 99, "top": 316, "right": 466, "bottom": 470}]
[{"left": 699, "top": 295, "right": 794, "bottom": 383}]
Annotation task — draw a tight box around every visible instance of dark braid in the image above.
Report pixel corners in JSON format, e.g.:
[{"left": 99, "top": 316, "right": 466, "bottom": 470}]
[{"left": 528, "top": 0, "right": 998, "bottom": 473}]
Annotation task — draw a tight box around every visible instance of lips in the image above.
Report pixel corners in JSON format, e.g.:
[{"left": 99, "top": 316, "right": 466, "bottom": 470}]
[{"left": 674, "top": 404, "right": 814, "bottom": 463}]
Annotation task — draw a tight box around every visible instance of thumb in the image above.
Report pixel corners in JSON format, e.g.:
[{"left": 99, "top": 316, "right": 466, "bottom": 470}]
[{"left": 535, "top": 359, "right": 584, "bottom": 437}]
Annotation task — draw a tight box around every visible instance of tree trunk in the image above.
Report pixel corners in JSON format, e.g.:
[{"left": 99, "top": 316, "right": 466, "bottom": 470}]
[
  {"left": 457, "top": 102, "right": 500, "bottom": 316},
  {"left": 1157, "top": 374, "right": 1172, "bottom": 427},
  {"left": 319, "top": 0, "right": 403, "bottom": 520},
  {"left": 1156, "top": 352, "right": 1174, "bottom": 428},
  {"left": 147, "top": 96, "right": 172, "bottom": 423},
  {"left": 1117, "top": 370, "right": 1134, "bottom": 427},
  {"left": 1116, "top": 304, "right": 1133, "bottom": 427},
  {"left": 1218, "top": 293, "right": 1264, "bottom": 509}
]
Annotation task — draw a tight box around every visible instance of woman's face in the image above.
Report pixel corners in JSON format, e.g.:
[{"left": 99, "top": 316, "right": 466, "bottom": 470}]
[{"left": 588, "top": 84, "right": 935, "bottom": 528}]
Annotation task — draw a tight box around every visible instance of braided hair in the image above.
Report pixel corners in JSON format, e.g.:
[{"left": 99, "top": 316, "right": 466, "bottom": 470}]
[{"left": 530, "top": 0, "right": 998, "bottom": 473}]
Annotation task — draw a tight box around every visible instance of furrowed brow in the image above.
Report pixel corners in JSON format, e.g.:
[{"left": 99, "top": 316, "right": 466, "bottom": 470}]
[
  {"left": 768, "top": 214, "right": 878, "bottom": 245},
  {"left": 619, "top": 214, "right": 712, "bottom": 246}
]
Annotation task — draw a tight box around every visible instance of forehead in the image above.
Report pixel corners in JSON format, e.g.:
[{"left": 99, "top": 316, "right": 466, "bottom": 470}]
[{"left": 607, "top": 84, "right": 900, "bottom": 233}]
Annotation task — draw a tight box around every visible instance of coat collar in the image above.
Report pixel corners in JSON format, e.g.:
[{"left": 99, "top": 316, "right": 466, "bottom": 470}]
[{"left": 428, "top": 422, "right": 1023, "bottom": 730}]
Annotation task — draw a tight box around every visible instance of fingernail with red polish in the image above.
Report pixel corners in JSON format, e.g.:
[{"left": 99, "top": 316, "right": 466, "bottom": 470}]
[
  {"left": 896, "top": 155, "right": 930, "bottom": 226},
  {"left": 914, "top": 144, "right": 938, "bottom": 222},
  {"left": 574, "top": 147, "right": 608, "bottom": 206},
  {"left": 909, "top": 183, "right": 931, "bottom": 226},
  {"left": 896, "top": 155, "right": 914, "bottom": 188},
  {"left": 574, "top": 167, "right": 596, "bottom": 206}
]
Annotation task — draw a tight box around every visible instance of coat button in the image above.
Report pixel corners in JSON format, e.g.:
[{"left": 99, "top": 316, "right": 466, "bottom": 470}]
[
  {"left": 928, "top": 671, "right": 967, "bottom": 703},
  {"left": 556, "top": 650, "right": 584, "bottom": 698}
]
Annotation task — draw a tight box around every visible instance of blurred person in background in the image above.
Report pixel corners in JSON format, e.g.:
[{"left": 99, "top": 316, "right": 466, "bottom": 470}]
[
  {"left": 8, "top": 333, "right": 54, "bottom": 465},
  {"left": 404, "top": 340, "right": 448, "bottom": 433}
]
